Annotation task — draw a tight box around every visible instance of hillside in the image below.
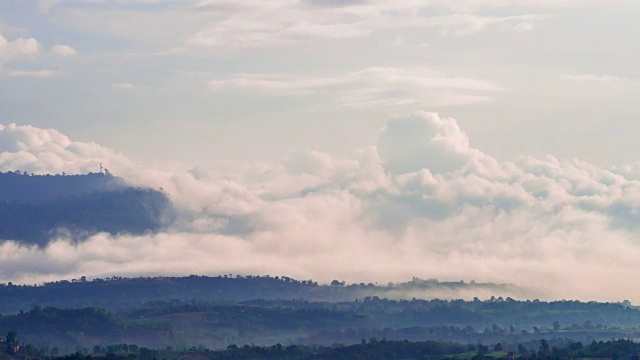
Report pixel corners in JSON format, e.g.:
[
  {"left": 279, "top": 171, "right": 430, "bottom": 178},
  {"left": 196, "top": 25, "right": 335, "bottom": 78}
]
[
  {"left": 0, "top": 171, "right": 173, "bottom": 245},
  {"left": 0, "top": 279, "right": 639, "bottom": 352},
  {"left": 0, "top": 171, "right": 129, "bottom": 203},
  {"left": 0, "top": 275, "right": 520, "bottom": 313}
]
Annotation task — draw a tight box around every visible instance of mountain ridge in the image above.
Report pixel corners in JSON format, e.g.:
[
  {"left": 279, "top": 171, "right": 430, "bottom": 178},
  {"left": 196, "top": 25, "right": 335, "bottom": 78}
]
[{"left": 0, "top": 171, "right": 173, "bottom": 245}]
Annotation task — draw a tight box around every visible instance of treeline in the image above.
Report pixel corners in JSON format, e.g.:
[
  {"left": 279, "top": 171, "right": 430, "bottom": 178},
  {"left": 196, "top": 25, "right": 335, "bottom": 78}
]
[
  {"left": 124, "top": 296, "right": 640, "bottom": 330},
  {"left": 0, "top": 306, "right": 176, "bottom": 350},
  {"left": 1, "top": 296, "right": 640, "bottom": 351},
  {"left": 0, "top": 276, "right": 321, "bottom": 312},
  {"left": 2, "top": 274, "right": 633, "bottom": 329},
  {"left": 117, "top": 298, "right": 640, "bottom": 348},
  {"left": 0, "top": 275, "right": 517, "bottom": 313},
  {"left": 0, "top": 171, "right": 124, "bottom": 203},
  {"left": 13, "top": 338, "right": 640, "bottom": 360}
]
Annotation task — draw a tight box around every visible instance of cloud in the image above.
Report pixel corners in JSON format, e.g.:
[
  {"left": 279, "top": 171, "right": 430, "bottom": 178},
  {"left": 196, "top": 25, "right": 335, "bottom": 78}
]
[
  {"left": 0, "top": 32, "right": 40, "bottom": 63},
  {"left": 512, "top": 21, "right": 534, "bottom": 32},
  {"left": 51, "top": 44, "right": 78, "bottom": 57},
  {"left": 0, "top": 123, "right": 134, "bottom": 175},
  {"left": 392, "top": 35, "right": 407, "bottom": 46},
  {"left": 185, "top": 3, "right": 550, "bottom": 49},
  {"left": 111, "top": 82, "right": 137, "bottom": 90},
  {"left": 209, "top": 67, "right": 502, "bottom": 108},
  {"left": 5, "top": 114, "right": 640, "bottom": 302},
  {"left": 424, "top": 14, "right": 548, "bottom": 36},
  {"left": 560, "top": 74, "right": 622, "bottom": 82},
  {"left": 377, "top": 112, "right": 475, "bottom": 174},
  {"left": 39, "top": 0, "right": 191, "bottom": 13},
  {"left": 7, "top": 69, "right": 62, "bottom": 78},
  {"left": 28, "top": 1, "right": 555, "bottom": 55},
  {"left": 0, "top": 32, "right": 67, "bottom": 78},
  {"left": 38, "top": 0, "right": 64, "bottom": 13}
]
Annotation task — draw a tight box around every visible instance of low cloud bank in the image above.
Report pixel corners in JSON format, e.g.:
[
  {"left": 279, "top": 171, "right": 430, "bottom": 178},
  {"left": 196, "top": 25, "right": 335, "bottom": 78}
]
[{"left": 1, "top": 113, "right": 640, "bottom": 302}]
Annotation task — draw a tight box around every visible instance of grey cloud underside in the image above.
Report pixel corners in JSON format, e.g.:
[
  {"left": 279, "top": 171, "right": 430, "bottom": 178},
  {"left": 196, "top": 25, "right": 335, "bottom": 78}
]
[{"left": 1, "top": 114, "right": 640, "bottom": 301}]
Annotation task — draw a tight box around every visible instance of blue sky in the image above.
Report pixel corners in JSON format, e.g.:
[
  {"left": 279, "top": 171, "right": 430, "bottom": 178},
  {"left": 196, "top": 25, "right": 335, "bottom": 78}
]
[{"left": 2, "top": 1, "right": 640, "bottom": 300}]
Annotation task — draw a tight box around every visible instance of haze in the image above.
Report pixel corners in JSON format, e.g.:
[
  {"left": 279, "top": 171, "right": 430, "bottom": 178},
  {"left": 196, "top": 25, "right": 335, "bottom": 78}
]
[{"left": 1, "top": 0, "right": 640, "bottom": 302}]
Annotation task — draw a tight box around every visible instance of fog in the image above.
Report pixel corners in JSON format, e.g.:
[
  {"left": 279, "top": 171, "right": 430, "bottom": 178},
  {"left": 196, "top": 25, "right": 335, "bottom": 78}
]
[{"left": 1, "top": 114, "right": 640, "bottom": 302}]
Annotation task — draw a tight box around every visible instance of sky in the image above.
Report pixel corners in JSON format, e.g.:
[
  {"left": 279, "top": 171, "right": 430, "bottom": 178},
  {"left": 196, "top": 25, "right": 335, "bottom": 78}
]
[{"left": 2, "top": 0, "right": 640, "bottom": 301}]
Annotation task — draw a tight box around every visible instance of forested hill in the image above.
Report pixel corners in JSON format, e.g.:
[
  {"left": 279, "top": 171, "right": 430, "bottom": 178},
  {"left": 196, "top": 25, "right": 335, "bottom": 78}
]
[
  {"left": 0, "top": 171, "right": 126, "bottom": 203},
  {"left": 0, "top": 171, "right": 174, "bottom": 245},
  {"left": 0, "top": 275, "right": 519, "bottom": 312},
  {"left": 0, "top": 277, "right": 639, "bottom": 352}
]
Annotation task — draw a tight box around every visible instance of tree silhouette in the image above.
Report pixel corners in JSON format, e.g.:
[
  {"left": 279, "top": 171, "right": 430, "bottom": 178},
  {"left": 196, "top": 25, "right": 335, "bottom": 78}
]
[{"left": 6, "top": 329, "right": 17, "bottom": 344}]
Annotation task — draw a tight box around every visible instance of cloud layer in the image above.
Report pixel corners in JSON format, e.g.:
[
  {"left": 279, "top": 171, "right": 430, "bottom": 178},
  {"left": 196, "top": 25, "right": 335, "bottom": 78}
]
[
  {"left": 36, "top": 0, "right": 554, "bottom": 53},
  {"left": 209, "top": 67, "right": 501, "bottom": 108},
  {"left": 185, "top": 1, "right": 550, "bottom": 49},
  {"left": 2, "top": 113, "right": 640, "bottom": 302}
]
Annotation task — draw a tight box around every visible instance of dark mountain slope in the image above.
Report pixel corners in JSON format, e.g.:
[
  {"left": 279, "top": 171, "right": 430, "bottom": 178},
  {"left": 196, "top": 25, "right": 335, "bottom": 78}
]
[
  {"left": 0, "top": 171, "right": 125, "bottom": 203},
  {"left": 0, "top": 171, "right": 173, "bottom": 245}
]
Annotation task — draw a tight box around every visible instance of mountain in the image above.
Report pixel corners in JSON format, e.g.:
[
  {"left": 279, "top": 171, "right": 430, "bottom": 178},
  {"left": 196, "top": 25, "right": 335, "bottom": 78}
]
[{"left": 0, "top": 171, "right": 174, "bottom": 245}]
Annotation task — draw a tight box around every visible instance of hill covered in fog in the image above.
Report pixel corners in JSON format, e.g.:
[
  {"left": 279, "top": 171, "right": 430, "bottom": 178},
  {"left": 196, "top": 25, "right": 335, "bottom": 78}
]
[
  {"left": 0, "top": 275, "right": 522, "bottom": 313},
  {"left": 0, "top": 275, "right": 638, "bottom": 352},
  {"left": 0, "top": 171, "right": 174, "bottom": 245}
]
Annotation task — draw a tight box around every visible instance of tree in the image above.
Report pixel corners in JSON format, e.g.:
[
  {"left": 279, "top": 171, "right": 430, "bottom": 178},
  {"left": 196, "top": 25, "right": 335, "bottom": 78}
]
[
  {"left": 583, "top": 320, "right": 593, "bottom": 329},
  {"left": 6, "top": 330, "right": 17, "bottom": 344},
  {"left": 517, "top": 344, "right": 527, "bottom": 354},
  {"left": 494, "top": 343, "right": 503, "bottom": 352},
  {"left": 552, "top": 320, "right": 560, "bottom": 331},
  {"left": 538, "top": 339, "right": 550, "bottom": 360},
  {"left": 568, "top": 342, "right": 583, "bottom": 352}
]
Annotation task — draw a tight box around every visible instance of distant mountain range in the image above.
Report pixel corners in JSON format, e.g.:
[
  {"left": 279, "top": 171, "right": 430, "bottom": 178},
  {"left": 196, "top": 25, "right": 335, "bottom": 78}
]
[{"left": 0, "top": 171, "right": 174, "bottom": 245}]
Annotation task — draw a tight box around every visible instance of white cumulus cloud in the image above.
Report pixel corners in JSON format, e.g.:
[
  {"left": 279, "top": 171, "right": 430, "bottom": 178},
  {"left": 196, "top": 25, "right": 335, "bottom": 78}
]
[
  {"left": 0, "top": 32, "right": 68, "bottom": 78},
  {"left": 51, "top": 44, "right": 78, "bottom": 57},
  {"left": 0, "top": 32, "right": 40, "bottom": 63},
  {"left": 0, "top": 123, "right": 134, "bottom": 175}
]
